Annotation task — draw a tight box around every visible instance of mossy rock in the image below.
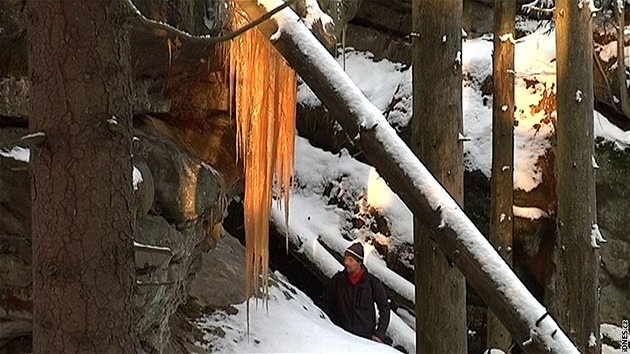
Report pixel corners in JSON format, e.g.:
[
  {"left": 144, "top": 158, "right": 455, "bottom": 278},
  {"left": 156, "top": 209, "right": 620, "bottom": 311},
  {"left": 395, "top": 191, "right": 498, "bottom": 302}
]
[{"left": 595, "top": 141, "right": 630, "bottom": 243}]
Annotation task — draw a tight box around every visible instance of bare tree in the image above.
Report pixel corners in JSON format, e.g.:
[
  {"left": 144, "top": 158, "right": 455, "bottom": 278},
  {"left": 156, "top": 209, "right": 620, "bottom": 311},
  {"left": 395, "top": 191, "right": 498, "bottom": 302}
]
[
  {"left": 411, "top": 0, "right": 467, "bottom": 353},
  {"left": 27, "top": 0, "right": 136, "bottom": 352},
  {"left": 549, "top": 0, "right": 601, "bottom": 352},
  {"left": 488, "top": 0, "right": 516, "bottom": 351}
]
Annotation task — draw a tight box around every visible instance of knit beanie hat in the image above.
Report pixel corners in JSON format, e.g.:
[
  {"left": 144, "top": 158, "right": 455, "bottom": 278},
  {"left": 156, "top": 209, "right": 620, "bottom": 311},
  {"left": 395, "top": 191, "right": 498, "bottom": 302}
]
[{"left": 345, "top": 242, "right": 364, "bottom": 262}]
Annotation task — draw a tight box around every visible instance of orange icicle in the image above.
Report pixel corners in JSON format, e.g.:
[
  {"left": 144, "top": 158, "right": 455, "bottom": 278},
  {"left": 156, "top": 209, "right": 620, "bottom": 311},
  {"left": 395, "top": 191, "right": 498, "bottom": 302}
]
[{"left": 230, "top": 9, "right": 297, "bottom": 327}]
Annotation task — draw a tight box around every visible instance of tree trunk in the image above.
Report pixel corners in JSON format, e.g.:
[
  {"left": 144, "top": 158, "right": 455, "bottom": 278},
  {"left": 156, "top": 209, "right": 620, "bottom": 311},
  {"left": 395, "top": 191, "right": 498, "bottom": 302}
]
[
  {"left": 488, "top": 0, "right": 516, "bottom": 351},
  {"left": 411, "top": 1, "right": 467, "bottom": 353},
  {"left": 550, "top": 1, "right": 600, "bottom": 353},
  {"left": 614, "top": 2, "right": 630, "bottom": 122},
  {"left": 27, "top": 1, "right": 136, "bottom": 352}
]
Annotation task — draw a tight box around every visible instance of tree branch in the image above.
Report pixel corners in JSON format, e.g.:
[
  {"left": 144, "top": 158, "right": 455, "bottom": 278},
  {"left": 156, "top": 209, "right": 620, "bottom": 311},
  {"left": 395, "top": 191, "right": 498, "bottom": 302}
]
[
  {"left": 127, "top": 0, "right": 297, "bottom": 76},
  {"left": 521, "top": 0, "right": 555, "bottom": 19},
  {"left": 124, "top": 0, "right": 296, "bottom": 45},
  {"left": 593, "top": 49, "right": 616, "bottom": 107},
  {"left": 2, "top": 131, "right": 46, "bottom": 150}
]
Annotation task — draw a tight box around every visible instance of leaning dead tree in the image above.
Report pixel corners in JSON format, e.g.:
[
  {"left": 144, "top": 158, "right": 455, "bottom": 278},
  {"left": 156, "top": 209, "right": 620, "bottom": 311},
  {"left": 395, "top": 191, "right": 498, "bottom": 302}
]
[{"left": 236, "top": 1, "right": 577, "bottom": 353}]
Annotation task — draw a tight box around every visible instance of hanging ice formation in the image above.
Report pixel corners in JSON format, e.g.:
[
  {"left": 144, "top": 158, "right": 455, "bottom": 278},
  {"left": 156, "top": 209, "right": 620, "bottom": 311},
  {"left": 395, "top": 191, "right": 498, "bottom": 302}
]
[{"left": 229, "top": 9, "right": 297, "bottom": 325}]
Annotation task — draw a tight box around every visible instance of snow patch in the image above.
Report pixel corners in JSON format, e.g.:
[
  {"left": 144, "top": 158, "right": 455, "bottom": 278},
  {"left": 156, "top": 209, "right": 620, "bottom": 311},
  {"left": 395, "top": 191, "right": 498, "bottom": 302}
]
[
  {"left": 592, "top": 155, "right": 599, "bottom": 169},
  {"left": 588, "top": 332, "right": 597, "bottom": 347},
  {"left": 0, "top": 147, "right": 29, "bottom": 162},
  {"left": 513, "top": 206, "right": 548, "bottom": 220},
  {"left": 484, "top": 349, "right": 507, "bottom": 354},
  {"left": 300, "top": 0, "right": 334, "bottom": 33},
  {"left": 133, "top": 240, "right": 171, "bottom": 252},
  {"left": 499, "top": 33, "right": 516, "bottom": 44},
  {"left": 290, "top": 137, "right": 413, "bottom": 248},
  {"left": 590, "top": 223, "right": 607, "bottom": 248},
  {"left": 297, "top": 49, "right": 408, "bottom": 113},
  {"left": 575, "top": 90, "right": 583, "bottom": 103},
  {"left": 133, "top": 165, "right": 143, "bottom": 190}
]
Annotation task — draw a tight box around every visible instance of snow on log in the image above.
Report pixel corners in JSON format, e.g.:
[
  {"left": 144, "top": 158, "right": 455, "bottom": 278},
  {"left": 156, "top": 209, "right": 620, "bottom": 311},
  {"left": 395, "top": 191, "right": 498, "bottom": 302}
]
[{"left": 239, "top": 1, "right": 579, "bottom": 352}]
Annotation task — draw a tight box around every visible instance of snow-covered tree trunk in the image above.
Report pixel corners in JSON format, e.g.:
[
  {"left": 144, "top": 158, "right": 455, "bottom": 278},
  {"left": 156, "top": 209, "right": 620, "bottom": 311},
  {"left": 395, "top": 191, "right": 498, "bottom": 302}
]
[
  {"left": 549, "top": 1, "right": 601, "bottom": 353},
  {"left": 27, "top": 0, "right": 136, "bottom": 352},
  {"left": 411, "top": 0, "right": 467, "bottom": 353},
  {"left": 240, "top": 1, "right": 578, "bottom": 352},
  {"left": 488, "top": 0, "right": 516, "bottom": 351}
]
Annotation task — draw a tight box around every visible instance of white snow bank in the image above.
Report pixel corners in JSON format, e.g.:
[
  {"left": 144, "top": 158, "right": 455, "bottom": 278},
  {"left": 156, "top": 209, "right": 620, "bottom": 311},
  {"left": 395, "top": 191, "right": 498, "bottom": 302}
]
[
  {"left": 0, "top": 147, "right": 29, "bottom": 162},
  {"left": 292, "top": 137, "right": 413, "bottom": 249},
  {"left": 296, "top": 26, "right": 630, "bottom": 193},
  {"left": 196, "top": 272, "right": 400, "bottom": 353},
  {"left": 271, "top": 190, "right": 346, "bottom": 279},
  {"left": 297, "top": 49, "right": 408, "bottom": 114}
]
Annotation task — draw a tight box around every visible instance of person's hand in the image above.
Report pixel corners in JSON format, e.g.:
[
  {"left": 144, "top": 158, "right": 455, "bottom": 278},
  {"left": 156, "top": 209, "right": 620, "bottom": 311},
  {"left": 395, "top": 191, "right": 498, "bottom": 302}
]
[{"left": 371, "top": 335, "right": 383, "bottom": 343}]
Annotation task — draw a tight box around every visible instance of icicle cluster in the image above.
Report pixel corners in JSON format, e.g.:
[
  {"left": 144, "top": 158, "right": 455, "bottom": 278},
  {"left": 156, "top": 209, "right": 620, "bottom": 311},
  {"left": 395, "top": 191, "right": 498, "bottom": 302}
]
[{"left": 229, "top": 10, "right": 296, "bottom": 326}]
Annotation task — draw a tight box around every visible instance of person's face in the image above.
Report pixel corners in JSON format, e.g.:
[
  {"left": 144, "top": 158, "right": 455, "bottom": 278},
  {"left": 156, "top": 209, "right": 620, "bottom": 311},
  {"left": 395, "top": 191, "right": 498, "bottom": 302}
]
[{"left": 343, "top": 255, "right": 362, "bottom": 274}]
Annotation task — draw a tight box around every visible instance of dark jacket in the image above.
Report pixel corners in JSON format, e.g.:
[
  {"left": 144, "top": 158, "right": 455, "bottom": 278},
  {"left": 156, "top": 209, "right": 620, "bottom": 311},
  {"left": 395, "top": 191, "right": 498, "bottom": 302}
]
[{"left": 323, "top": 266, "right": 390, "bottom": 341}]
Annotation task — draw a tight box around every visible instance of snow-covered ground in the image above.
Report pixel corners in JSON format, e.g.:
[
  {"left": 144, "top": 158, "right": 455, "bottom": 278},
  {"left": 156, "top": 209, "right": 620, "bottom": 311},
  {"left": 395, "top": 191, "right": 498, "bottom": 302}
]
[{"left": 195, "top": 272, "right": 401, "bottom": 353}]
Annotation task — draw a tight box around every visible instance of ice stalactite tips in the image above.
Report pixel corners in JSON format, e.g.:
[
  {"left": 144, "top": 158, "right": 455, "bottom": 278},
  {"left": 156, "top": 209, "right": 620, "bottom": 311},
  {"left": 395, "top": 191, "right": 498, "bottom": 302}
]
[{"left": 230, "top": 10, "right": 296, "bottom": 328}]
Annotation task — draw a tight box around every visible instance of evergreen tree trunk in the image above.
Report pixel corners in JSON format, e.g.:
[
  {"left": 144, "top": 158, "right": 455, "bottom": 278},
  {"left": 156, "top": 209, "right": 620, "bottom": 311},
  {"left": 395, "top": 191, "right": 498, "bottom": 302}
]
[
  {"left": 488, "top": 0, "right": 515, "bottom": 351},
  {"left": 551, "top": 1, "right": 600, "bottom": 352},
  {"left": 27, "top": 0, "right": 136, "bottom": 352},
  {"left": 411, "top": 1, "right": 467, "bottom": 352}
]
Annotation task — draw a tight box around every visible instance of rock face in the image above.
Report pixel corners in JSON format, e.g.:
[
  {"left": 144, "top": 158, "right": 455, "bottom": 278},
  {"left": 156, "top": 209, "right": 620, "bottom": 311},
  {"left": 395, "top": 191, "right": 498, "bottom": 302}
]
[
  {"left": 595, "top": 142, "right": 630, "bottom": 324},
  {"left": 0, "top": 122, "right": 227, "bottom": 353},
  {"left": 0, "top": 0, "right": 238, "bottom": 351},
  {"left": 188, "top": 231, "right": 246, "bottom": 309}
]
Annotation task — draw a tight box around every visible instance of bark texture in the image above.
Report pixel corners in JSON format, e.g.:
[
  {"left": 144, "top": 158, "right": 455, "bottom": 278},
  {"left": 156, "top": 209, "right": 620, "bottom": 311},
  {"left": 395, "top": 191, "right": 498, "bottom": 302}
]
[
  {"left": 488, "top": 0, "right": 515, "bottom": 351},
  {"left": 411, "top": 0, "right": 467, "bottom": 353},
  {"left": 550, "top": 1, "right": 600, "bottom": 353},
  {"left": 27, "top": 0, "right": 136, "bottom": 352}
]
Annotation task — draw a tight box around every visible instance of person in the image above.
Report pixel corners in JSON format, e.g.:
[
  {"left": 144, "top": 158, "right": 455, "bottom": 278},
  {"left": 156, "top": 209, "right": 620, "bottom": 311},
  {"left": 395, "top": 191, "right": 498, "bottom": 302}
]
[{"left": 323, "top": 242, "right": 390, "bottom": 343}]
